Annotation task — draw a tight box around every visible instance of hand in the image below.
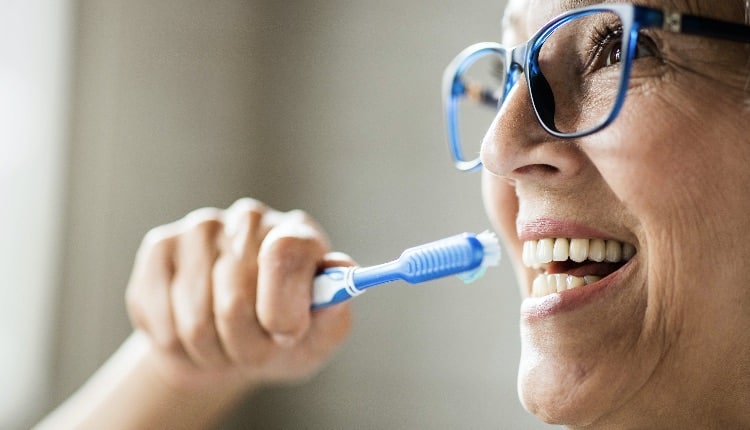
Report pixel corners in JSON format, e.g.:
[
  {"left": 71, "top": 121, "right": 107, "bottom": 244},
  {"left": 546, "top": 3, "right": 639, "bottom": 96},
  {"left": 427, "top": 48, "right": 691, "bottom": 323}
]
[{"left": 125, "top": 198, "right": 352, "bottom": 392}]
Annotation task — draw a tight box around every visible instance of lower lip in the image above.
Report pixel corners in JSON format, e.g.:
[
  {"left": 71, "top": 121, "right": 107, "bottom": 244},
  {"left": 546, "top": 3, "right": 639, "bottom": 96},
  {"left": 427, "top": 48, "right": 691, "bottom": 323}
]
[{"left": 520, "top": 259, "right": 636, "bottom": 321}]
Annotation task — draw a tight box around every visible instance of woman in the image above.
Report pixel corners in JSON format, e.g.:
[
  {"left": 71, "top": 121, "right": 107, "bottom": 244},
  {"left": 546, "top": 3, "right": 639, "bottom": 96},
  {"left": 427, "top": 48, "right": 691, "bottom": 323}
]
[
  {"left": 39, "top": 0, "right": 750, "bottom": 428},
  {"left": 447, "top": 0, "right": 750, "bottom": 427}
]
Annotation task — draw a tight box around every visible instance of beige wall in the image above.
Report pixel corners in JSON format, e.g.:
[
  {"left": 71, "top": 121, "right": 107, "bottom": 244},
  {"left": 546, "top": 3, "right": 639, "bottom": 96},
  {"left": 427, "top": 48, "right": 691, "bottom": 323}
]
[
  {"left": 0, "top": 1, "right": 70, "bottom": 428},
  {"left": 45, "top": 0, "right": 548, "bottom": 428}
]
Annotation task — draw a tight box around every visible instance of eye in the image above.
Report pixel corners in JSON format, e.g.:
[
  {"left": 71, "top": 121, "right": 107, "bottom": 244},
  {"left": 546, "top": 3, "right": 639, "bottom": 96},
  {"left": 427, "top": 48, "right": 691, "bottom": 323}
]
[
  {"left": 604, "top": 41, "right": 623, "bottom": 66},
  {"left": 591, "top": 28, "right": 657, "bottom": 69},
  {"left": 604, "top": 37, "right": 656, "bottom": 67}
]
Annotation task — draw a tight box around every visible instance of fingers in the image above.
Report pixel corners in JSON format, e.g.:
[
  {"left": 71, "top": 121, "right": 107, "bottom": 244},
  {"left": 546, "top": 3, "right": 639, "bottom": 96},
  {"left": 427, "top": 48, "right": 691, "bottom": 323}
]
[
  {"left": 256, "top": 218, "right": 330, "bottom": 345},
  {"left": 126, "top": 198, "right": 353, "bottom": 387},
  {"left": 212, "top": 202, "right": 273, "bottom": 367},
  {"left": 223, "top": 198, "right": 266, "bottom": 258},
  {"left": 212, "top": 253, "right": 273, "bottom": 367},
  {"left": 170, "top": 210, "right": 228, "bottom": 368},
  {"left": 126, "top": 230, "right": 180, "bottom": 354}
]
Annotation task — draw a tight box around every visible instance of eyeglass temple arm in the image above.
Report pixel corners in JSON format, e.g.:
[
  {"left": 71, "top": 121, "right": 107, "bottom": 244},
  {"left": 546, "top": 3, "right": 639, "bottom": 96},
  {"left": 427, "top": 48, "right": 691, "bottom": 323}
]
[{"left": 661, "top": 11, "right": 750, "bottom": 44}]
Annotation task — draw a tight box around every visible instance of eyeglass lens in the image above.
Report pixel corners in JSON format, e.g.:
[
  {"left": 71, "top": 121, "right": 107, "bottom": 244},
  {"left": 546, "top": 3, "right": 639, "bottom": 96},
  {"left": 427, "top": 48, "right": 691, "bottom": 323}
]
[
  {"left": 454, "top": 53, "right": 508, "bottom": 162},
  {"left": 453, "top": 10, "right": 627, "bottom": 155}
]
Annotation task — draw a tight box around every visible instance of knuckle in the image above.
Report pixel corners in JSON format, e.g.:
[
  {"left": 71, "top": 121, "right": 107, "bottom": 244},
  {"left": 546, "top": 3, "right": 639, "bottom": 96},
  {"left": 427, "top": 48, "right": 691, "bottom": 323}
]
[
  {"left": 175, "top": 218, "right": 223, "bottom": 260},
  {"left": 225, "top": 202, "right": 267, "bottom": 243},
  {"left": 284, "top": 209, "right": 311, "bottom": 224},
  {"left": 186, "top": 216, "right": 223, "bottom": 238},
  {"left": 229, "top": 197, "right": 267, "bottom": 214},
  {"left": 142, "top": 224, "right": 173, "bottom": 246},
  {"left": 142, "top": 207, "right": 223, "bottom": 250},
  {"left": 244, "top": 207, "right": 266, "bottom": 232},
  {"left": 139, "top": 226, "right": 177, "bottom": 259},
  {"left": 177, "top": 317, "right": 215, "bottom": 348},
  {"left": 184, "top": 206, "right": 223, "bottom": 225}
]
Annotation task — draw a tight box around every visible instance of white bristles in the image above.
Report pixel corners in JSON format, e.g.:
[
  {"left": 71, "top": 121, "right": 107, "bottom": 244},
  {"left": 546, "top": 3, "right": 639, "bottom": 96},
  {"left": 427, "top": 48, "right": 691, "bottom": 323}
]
[
  {"left": 455, "top": 230, "right": 501, "bottom": 284},
  {"left": 477, "top": 230, "right": 501, "bottom": 267}
]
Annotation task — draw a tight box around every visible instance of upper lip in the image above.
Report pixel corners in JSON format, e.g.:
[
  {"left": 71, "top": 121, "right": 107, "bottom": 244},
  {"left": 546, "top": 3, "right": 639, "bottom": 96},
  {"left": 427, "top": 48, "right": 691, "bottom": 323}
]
[{"left": 517, "top": 217, "right": 632, "bottom": 244}]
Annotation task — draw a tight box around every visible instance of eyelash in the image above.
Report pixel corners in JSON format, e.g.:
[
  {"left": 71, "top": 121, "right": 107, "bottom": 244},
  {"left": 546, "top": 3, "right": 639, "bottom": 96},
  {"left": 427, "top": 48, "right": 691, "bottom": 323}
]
[
  {"left": 588, "top": 25, "right": 625, "bottom": 69},
  {"left": 587, "top": 25, "right": 659, "bottom": 71}
]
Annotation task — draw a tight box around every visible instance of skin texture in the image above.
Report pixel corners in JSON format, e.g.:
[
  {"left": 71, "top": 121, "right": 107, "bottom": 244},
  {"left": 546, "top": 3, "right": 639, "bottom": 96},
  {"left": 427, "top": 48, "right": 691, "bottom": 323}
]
[
  {"left": 482, "top": 0, "right": 750, "bottom": 428},
  {"left": 38, "top": 198, "right": 353, "bottom": 429}
]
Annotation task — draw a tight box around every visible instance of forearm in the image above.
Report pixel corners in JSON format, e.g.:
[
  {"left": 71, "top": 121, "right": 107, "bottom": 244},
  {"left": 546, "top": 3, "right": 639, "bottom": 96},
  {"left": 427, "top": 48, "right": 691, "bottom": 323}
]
[{"left": 36, "top": 332, "right": 252, "bottom": 430}]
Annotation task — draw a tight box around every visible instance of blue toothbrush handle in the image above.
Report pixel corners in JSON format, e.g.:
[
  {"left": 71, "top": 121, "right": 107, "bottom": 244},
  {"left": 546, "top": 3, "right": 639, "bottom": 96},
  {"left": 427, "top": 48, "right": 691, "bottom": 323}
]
[{"left": 310, "top": 232, "right": 499, "bottom": 310}]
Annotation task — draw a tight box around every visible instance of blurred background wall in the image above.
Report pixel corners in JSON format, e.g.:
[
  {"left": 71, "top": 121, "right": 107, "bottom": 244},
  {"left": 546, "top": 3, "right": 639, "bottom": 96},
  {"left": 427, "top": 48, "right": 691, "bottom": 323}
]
[
  {"left": 0, "top": 1, "right": 70, "bottom": 428},
  {"left": 3, "top": 0, "right": 554, "bottom": 428}
]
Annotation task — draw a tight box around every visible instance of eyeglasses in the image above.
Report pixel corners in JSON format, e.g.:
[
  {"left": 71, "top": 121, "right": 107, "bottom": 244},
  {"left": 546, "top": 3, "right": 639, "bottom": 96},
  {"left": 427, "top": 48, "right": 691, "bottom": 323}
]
[{"left": 443, "top": 3, "right": 750, "bottom": 172}]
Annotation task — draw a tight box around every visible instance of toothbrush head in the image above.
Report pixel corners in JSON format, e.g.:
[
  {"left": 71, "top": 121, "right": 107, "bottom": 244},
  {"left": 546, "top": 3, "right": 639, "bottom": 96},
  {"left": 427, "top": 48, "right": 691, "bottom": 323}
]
[{"left": 456, "top": 230, "right": 501, "bottom": 284}]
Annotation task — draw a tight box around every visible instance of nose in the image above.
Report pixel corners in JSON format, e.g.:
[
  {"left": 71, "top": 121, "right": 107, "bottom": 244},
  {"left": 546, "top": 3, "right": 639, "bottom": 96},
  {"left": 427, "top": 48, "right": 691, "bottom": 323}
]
[{"left": 480, "top": 80, "right": 586, "bottom": 185}]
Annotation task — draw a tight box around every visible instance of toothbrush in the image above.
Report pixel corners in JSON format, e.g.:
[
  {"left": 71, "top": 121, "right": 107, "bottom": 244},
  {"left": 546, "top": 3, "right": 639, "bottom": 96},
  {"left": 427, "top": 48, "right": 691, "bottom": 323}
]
[{"left": 311, "top": 231, "right": 500, "bottom": 310}]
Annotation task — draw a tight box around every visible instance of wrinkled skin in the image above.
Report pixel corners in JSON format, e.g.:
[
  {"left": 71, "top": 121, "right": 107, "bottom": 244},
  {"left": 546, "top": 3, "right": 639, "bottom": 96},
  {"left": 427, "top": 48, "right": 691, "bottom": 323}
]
[{"left": 481, "top": 0, "right": 750, "bottom": 428}]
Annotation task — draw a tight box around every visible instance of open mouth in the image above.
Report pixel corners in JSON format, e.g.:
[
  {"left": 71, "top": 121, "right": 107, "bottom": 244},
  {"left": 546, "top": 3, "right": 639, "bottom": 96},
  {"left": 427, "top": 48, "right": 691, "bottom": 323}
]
[{"left": 523, "top": 238, "right": 636, "bottom": 298}]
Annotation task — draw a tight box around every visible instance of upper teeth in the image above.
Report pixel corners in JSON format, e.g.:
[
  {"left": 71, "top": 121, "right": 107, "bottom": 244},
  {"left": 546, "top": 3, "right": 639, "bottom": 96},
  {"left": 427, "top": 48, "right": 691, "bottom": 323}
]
[
  {"left": 523, "top": 238, "right": 635, "bottom": 268},
  {"left": 523, "top": 238, "right": 635, "bottom": 298}
]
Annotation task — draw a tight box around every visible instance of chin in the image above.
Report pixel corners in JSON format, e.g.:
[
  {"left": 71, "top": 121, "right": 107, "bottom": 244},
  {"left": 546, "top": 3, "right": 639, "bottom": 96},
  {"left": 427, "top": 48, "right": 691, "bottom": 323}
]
[{"left": 517, "top": 346, "right": 614, "bottom": 427}]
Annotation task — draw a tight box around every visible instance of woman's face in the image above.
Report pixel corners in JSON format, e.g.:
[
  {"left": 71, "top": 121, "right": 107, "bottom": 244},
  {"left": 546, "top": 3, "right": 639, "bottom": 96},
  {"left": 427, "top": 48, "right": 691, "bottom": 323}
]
[{"left": 482, "top": 0, "right": 750, "bottom": 427}]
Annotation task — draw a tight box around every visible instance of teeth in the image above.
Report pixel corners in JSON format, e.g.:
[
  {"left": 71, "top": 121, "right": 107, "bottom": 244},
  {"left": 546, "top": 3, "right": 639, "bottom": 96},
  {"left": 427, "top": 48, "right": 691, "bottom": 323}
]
[
  {"left": 523, "top": 238, "right": 635, "bottom": 298},
  {"left": 531, "top": 273, "right": 603, "bottom": 297},
  {"left": 536, "top": 238, "right": 554, "bottom": 264},
  {"left": 523, "top": 238, "right": 634, "bottom": 269},
  {"left": 569, "top": 238, "right": 589, "bottom": 263},
  {"left": 588, "top": 239, "right": 606, "bottom": 262},
  {"left": 522, "top": 241, "right": 539, "bottom": 269},
  {"left": 622, "top": 243, "right": 636, "bottom": 260},
  {"left": 605, "top": 239, "right": 622, "bottom": 262},
  {"left": 567, "top": 275, "right": 585, "bottom": 289},
  {"left": 552, "top": 238, "right": 569, "bottom": 261}
]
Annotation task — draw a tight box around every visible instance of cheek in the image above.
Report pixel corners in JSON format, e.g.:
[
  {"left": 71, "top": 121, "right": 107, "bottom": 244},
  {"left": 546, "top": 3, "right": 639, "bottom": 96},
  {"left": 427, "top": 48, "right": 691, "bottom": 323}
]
[
  {"left": 482, "top": 170, "right": 519, "bottom": 248},
  {"left": 600, "top": 65, "right": 750, "bottom": 215},
  {"left": 591, "top": 87, "right": 740, "bottom": 232},
  {"left": 591, "top": 87, "right": 750, "bottom": 306},
  {"left": 482, "top": 170, "right": 536, "bottom": 293}
]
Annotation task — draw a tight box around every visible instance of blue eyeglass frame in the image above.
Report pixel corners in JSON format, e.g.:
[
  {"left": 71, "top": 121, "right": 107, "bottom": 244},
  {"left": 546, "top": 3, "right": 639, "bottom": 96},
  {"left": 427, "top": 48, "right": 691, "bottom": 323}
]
[{"left": 443, "top": 3, "right": 750, "bottom": 172}]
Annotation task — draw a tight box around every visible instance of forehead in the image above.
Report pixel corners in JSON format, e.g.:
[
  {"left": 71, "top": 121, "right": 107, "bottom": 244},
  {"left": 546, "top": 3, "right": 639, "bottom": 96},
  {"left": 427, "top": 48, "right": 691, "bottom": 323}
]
[{"left": 503, "top": 0, "right": 736, "bottom": 41}]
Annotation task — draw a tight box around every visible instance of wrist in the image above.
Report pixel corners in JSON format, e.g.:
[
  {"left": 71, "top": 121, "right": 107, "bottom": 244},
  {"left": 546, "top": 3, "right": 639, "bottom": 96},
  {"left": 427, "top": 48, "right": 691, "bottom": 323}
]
[{"left": 135, "top": 333, "right": 259, "bottom": 398}]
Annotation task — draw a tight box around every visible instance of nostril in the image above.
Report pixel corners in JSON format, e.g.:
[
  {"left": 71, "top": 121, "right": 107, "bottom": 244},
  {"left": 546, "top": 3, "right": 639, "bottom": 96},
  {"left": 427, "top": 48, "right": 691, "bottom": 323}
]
[{"left": 515, "top": 164, "right": 559, "bottom": 175}]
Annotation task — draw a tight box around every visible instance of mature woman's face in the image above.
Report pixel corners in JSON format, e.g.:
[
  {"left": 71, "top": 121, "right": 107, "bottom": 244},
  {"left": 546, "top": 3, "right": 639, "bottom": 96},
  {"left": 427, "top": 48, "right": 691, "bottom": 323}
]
[{"left": 482, "top": 0, "right": 750, "bottom": 427}]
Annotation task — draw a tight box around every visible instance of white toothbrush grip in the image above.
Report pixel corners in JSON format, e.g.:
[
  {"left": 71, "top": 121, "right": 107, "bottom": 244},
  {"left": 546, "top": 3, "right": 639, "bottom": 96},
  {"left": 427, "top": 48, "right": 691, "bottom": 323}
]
[{"left": 311, "top": 266, "right": 362, "bottom": 309}]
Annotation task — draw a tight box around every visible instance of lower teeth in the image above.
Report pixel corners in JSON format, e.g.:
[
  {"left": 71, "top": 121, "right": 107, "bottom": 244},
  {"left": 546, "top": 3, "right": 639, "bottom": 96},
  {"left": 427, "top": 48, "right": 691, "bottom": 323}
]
[{"left": 531, "top": 274, "right": 602, "bottom": 298}]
